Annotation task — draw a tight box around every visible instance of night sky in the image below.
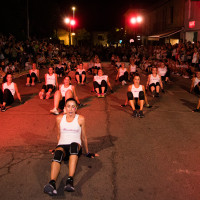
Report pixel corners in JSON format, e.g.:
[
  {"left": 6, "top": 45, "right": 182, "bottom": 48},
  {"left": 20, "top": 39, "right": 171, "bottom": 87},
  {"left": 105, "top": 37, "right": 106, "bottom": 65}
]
[{"left": 0, "top": 0, "right": 160, "bottom": 37}]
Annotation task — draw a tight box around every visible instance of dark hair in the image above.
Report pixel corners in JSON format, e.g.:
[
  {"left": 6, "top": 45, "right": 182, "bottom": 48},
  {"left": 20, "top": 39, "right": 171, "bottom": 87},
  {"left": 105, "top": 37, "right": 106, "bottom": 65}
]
[
  {"left": 134, "top": 73, "right": 140, "bottom": 78},
  {"left": 64, "top": 75, "right": 71, "bottom": 80},
  {"left": 65, "top": 98, "right": 77, "bottom": 106}
]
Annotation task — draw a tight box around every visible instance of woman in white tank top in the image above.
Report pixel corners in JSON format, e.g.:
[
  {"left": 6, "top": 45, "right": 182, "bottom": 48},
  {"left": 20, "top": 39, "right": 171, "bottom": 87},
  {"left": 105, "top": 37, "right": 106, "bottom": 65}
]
[
  {"left": 129, "top": 59, "right": 137, "bottom": 79},
  {"left": 50, "top": 76, "right": 81, "bottom": 115},
  {"left": 190, "top": 71, "right": 200, "bottom": 95},
  {"left": 26, "top": 63, "right": 40, "bottom": 86},
  {"left": 39, "top": 66, "right": 58, "bottom": 100},
  {"left": 116, "top": 63, "right": 128, "bottom": 85},
  {"left": 44, "top": 98, "right": 99, "bottom": 195},
  {"left": 0, "top": 73, "right": 21, "bottom": 112},
  {"left": 146, "top": 67, "right": 164, "bottom": 97},
  {"left": 75, "top": 63, "right": 86, "bottom": 85}
]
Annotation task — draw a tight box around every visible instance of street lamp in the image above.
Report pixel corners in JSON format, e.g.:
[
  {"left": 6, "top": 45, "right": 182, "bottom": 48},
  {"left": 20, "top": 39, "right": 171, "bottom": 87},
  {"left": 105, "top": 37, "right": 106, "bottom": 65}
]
[
  {"left": 72, "top": 6, "right": 76, "bottom": 18},
  {"left": 64, "top": 17, "right": 76, "bottom": 46}
]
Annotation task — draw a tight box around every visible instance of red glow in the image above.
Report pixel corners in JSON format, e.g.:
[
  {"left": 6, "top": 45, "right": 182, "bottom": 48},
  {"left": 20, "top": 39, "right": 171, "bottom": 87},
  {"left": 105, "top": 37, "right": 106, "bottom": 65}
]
[
  {"left": 70, "top": 19, "right": 76, "bottom": 26},
  {"left": 189, "top": 21, "right": 195, "bottom": 28},
  {"left": 130, "top": 17, "right": 136, "bottom": 24}
]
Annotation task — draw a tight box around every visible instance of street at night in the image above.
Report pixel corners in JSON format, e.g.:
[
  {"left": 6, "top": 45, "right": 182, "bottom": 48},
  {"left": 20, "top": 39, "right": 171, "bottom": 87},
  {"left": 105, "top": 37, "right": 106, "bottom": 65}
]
[{"left": 0, "top": 63, "right": 200, "bottom": 200}]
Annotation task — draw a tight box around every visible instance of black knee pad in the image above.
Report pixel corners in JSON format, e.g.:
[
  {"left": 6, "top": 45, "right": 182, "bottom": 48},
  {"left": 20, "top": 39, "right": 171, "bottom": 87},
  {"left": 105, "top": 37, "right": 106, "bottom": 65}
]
[
  {"left": 52, "top": 150, "right": 63, "bottom": 163},
  {"left": 127, "top": 92, "right": 133, "bottom": 100},
  {"left": 75, "top": 72, "right": 79, "bottom": 75},
  {"left": 70, "top": 143, "right": 79, "bottom": 155},
  {"left": 139, "top": 91, "right": 144, "bottom": 100},
  {"left": 155, "top": 82, "right": 160, "bottom": 86},
  {"left": 82, "top": 71, "right": 86, "bottom": 75},
  {"left": 27, "top": 74, "right": 31, "bottom": 78}
]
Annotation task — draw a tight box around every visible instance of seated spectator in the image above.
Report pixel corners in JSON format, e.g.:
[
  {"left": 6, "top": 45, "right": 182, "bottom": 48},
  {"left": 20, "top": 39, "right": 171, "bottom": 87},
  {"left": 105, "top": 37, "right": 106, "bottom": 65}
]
[{"left": 26, "top": 63, "right": 40, "bottom": 86}]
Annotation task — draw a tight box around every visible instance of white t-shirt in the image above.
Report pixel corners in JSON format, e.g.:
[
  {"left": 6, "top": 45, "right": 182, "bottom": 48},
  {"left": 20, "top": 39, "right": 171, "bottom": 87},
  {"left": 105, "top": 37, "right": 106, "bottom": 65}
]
[{"left": 93, "top": 75, "right": 108, "bottom": 84}]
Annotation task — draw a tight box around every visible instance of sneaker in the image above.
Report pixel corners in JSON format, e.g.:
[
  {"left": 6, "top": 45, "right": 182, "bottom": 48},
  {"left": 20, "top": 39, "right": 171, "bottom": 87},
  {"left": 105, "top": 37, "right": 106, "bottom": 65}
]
[
  {"left": 132, "top": 110, "right": 138, "bottom": 117},
  {"left": 122, "top": 80, "right": 125, "bottom": 86},
  {"left": 26, "top": 83, "right": 30, "bottom": 86},
  {"left": 152, "top": 90, "right": 156, "bottom": 98},
  {"left": 192, "top": 108, "right": 200, "bottom": 112},
  {"left": 39, "top": 91, "right": 45, "bottom": 100},
  {"left": 1, "top": 106, "right": 6, "bottom": 112},
  {"left": 44, "top": 182, "right": 57, "bottom": 196},
  {"left": 124, "top": 81, "right": 127, "bottom": 85},
  {"left": 155, "top": 92, "right": 159, "bottom": 97},
  {"left": 46, "top": 92, "right": 51, "bottom": 99},
  {"left": 50, "top": 108, "right": 59, "bottom": 115},
  {"left": 138, "top": 110, "right": 144, "bottom": 118},
  {"left": 182, "top": 75, "right": 189, "bottom": 79},
  {"left": 145, "top": 104, "right": 152, "bottom": 108},
  {"left": 64, "top": 177, "right": 75, "bottom": 192},
  {"left": 97, "top": 93, "right": 101, "bottom": 98},
  {"left": 31, "top": 82, "right": 35, "bottom": 86}
]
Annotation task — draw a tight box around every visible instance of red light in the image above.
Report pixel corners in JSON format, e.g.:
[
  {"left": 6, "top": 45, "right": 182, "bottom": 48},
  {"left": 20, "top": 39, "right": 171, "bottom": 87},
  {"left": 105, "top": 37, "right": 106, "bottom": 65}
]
[
  {"left": 130, "top": 17, "right": 136, "bottom": 24},
  {"left": 70, "top": 19, "right": 76, "bottom": 26},
  {"left": 189, "top": 21, "right": 195, "bottom": 28},
  {"left": 136, "top": 16, "right": 142, "bottom": 23}
]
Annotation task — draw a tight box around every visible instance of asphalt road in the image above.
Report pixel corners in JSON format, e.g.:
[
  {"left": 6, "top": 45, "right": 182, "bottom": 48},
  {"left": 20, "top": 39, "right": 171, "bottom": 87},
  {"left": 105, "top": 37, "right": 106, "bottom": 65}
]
[{"left": 0, "top": 63, "right": 200, "bottom": 200}]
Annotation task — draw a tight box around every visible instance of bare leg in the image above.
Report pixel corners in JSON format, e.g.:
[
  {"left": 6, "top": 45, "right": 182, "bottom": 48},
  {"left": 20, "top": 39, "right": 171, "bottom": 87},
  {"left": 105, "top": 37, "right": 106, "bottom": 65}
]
[
  {"left": 76, "top": 75, "right": 80, "bottom": 84},
  {"left": 65, "top": 90, "right": 73, "bottom": 101},
  {"left": 31, "top": 77, "right": 35, "bottom": 85},
  {"left": 138, "top": 100, "right": 144, "bottom": 111},
  {"left": 101, "top": 87, "right": 105, "bottom": 93},
  {"left": 68, "top": 155, "right": 79, "bottom": 177},
  {"left": 197, "top": 99, "right": 200, "bottom": 109},
  {"left": 95, "top": 88, "right": 100, "bottom": 94},
  {"left": 53, "top": 91, "right": 62, "bottom": 109},
  {"left": 81, "top": 74, "right": 85, "bottom": 84},
  {"left": 129, "top": 100, "right": 136, "bottom": 111},
  {"left": 156, "top": 85, "right": 160, "bottom": 93},
  {"left": 26, "top": 77, "right": 30, "bottom": 85}
]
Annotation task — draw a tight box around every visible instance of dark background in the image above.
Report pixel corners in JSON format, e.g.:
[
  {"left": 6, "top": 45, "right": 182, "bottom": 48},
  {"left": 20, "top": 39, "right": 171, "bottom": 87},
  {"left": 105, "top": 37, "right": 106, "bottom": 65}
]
[{"left": 0, "top": 0, "right": 159, "bottom": 38}]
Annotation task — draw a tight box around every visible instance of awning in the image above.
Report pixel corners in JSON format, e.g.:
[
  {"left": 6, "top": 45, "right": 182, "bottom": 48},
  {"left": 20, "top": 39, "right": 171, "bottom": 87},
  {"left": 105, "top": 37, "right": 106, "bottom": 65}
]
[{"left": 148, "top": 28, "right": 183, "bottom": 40}]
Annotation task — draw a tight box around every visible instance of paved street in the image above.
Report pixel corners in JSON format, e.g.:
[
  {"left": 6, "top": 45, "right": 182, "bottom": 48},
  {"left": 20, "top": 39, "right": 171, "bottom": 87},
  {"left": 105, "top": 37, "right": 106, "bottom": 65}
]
[{"left": 0, "top": 63, "right": 200, "bottom": 200}]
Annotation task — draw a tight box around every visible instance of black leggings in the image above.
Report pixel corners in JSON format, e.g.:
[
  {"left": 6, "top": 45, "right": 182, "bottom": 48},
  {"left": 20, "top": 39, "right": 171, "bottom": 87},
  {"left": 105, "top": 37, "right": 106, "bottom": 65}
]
[
  {"left": 42, "top": 84, "right": 55, "bottom": 92},
  {"left": 149, "top": 82, "right": 160, "bottom": 90},
  {"left": 55, "top": 67, "right": 65, "bottom": 76},
  {"left": 93, "top": 80, "right": 107, "bottom": 93},
  {"left": 194, "top": 84, "right": 200, "bottom": 95},
  {"left": 0, "top": 89, "right": 14, "bottom": 105},
  {"left": 75, "top": 71, "right": 86, "bottom": 82},
  {"left": 127, "top": 91, "right": 145, "bottom": 101},
  {"left": 27, "top": 72, "right": 38, "bottom": 83},
  {"left": 119, "top": 71, "right": 128, "bottom": 82}
]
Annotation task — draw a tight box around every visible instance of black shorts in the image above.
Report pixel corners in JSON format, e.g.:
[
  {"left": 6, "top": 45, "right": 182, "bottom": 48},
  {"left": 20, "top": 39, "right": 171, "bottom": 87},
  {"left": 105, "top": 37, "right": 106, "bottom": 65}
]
[
  {"left": 42, "top": 84, "right": 55, "bottom": 92},
  {"left": 56, "top": 144, "right": 82, "bottom": 161},
  {"left": 59, "top": 97, "right": 65, "bottom": 110}
]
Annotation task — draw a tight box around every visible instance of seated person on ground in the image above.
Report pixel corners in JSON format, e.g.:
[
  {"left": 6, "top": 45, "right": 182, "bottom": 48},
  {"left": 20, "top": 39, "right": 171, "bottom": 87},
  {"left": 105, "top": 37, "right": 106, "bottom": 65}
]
[
  {"left": 26, "top": 63, "right": 40, "bottom": 86},
  {"left": 146, "top": 66, "right": 164, "bottom": 97},
  {"left": 75, "top": 63, "right": 86, "bottom": 85},
  {"left": 115, "top": 63, "right": 128, "bottom": 85},
  {"left": 50, "top": 76, "right": 80, "bottom": 115},
  {"left": 93, "top": 69, "right": 113, "bottom": 98},
  {"left": 39, "top": 66, "right": 58, "bottom": 100},
  {"left": 0, "top": 73, "right": 21, "bottom": 112}
]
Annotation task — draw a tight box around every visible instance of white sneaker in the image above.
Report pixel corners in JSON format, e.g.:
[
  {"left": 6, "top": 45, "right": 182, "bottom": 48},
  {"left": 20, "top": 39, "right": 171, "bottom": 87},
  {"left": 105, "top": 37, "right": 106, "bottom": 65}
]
[
  {"left": 124, "top": 81, "right": 127, "bottom": 85},
  {"left": 50, "top": 108, "right": 59, "bottom": 115},
  {"left": 122, "top": 81, "right": 125, "bottom": 86},
  {"left": 39, "top": 92, "right": 44, "bottom": 100}
]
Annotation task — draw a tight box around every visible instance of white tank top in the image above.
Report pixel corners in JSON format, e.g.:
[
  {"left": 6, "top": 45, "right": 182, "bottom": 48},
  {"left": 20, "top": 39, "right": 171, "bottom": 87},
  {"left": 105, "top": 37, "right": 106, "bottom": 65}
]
[
  {"left": 130, "top": 64, "right": 137, "bottom": 72},
  {"left": 192, "top": 52, "right": 198, "bottom": 63},
  {"left": 58, "top": 114, "right": 81, "bottom": 146},
  {"left": 46, "top": 73, "right": 56, "bottom": 86},
  {"left": 149, "top": 74, "right": 160, "bottom": 85},
  {"left": 194, "top": 77, "right": 200, "bottom": 87},
  {"left": 30, "top": 69, "right": 38, "bottom": 76},
  {"left": 119, "top": 68, "right": 127, "bottom": 77},
  {"left": 93, "top": 75, "right": 108, "bottom": 84},
  {"left": 3, "top": 82, "right": 15, "bottom": 96},
  {"left": 95, "top": 63, "right": 101, "bottom": 68},
  {"left": 60, "top": 84, "right": 73, "bottom": 97},
  {"left": 158, "top": 67, "right": 167, "bottom": 76},
  {"left": 77, "top": 69, "right": 85, "bottom": 74},
  {"left": 131, "top": 84, "right": 143, "bottom": 98}
]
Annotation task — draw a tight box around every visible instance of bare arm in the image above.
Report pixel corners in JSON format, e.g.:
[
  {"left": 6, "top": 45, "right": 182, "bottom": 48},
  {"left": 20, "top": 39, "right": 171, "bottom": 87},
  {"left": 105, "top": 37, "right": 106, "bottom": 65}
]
[
  {"left": 72, "top": 86, "right": 80, "bottom": 104},
  {"left": 55, "top": 74, "right": 58, "bottom": 89},
  {"left": 56, "top": 115, "right": 63, "bottom": 143},
  {"left": 79, "top": 115, "right": 89, "bottom": 153},
  {"left": 146, "top": 75, "right": 150, "bottom": 89},
  {"left": 14, "top": 83, "right": 21, "bottom": 102},
  {"left": 159, "top": 75, "right": 164, "bottom": 90},
  {"left": 190, "top": 78, "right": 195, "bottom": 92},
  {"left": 107, "top": 77, "right": 112, "bottom": 90}
]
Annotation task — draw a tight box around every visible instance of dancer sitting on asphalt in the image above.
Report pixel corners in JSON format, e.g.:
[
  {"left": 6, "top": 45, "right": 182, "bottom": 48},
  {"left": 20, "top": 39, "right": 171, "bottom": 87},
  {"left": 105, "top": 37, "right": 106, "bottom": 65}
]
[
  {"left": 39, "top": 66, "right": 58, "bottom": 100},
  {"left": 93, "top": 69, "right": 113, "bottom": 98},
  {"left": 0, "top": 73, "right": 22, "bottom": 112},
  {"left": 157, "top": 62, "right": 169, "bottom": 83},
  {"left": 115, "top": 63, "right": 128, "bottom": 85},
  {"left": 146, "top": 66, "right": 164, "bottom": 97},
  {"left": 44, "top": 98, "right": 99, "bottom": 196},
  {"left": 126, "top": 73, "right": 146, "bottom": 118},
  {"left": 129, "top": 59, "right": 137, "bottom": 81},
  {"left": 75, "top": 63, "right": 86, "bottom": 85},
  {"left": 26, "top": 63, "right": 40, "bottom": 86},
  {"left": 55, "top": 61, "right": 65, "bottom": 78},
  {"left": 93, "top": 58, "right": 101, "bottom": 75},
  {"left": 190, "top": 71, "right": 200, "bottom": 95},
  {"left": 50, "top": 76, "right": 80, "bottom": 115}
]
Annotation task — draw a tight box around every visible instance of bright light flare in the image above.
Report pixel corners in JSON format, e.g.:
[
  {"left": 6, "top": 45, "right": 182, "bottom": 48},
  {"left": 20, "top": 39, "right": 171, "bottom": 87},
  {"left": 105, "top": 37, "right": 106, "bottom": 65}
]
[
  {"left": 70, "top": 19, "right": 76, "bottom": 26},
  {"left": 72, "top": 7, "right": 76, "bottom": 11},
  {"left": 130, "top": 17, "right": 136, "bottom": 24},
  {"left": 137, "top": 16, "right": 143, "bottom": 23},
  {"left": 64, "top": 18, "right": 70, "bottom": 24}
]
